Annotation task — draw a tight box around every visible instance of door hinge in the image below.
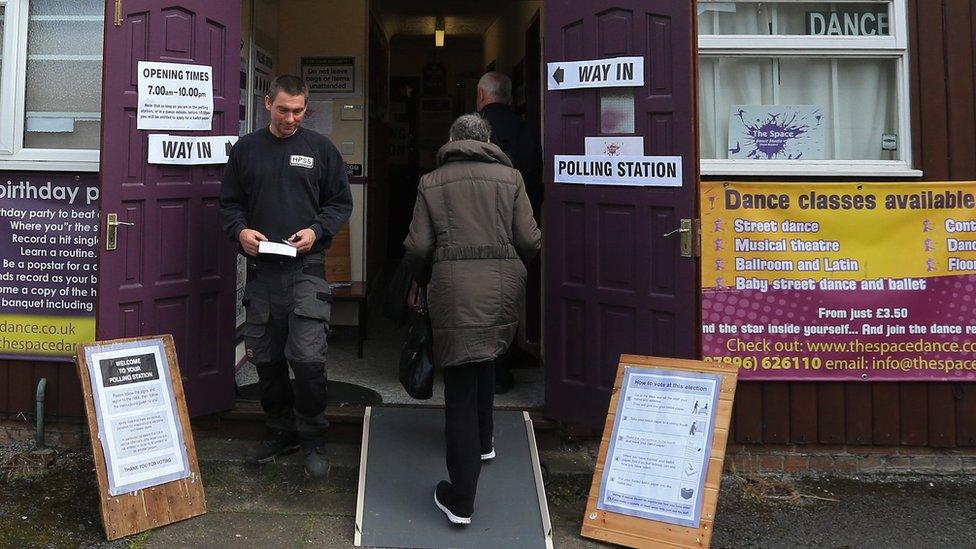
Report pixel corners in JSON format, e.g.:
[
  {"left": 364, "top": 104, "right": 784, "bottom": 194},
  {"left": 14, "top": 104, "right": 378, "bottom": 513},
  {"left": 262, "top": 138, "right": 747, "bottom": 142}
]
[
  {"left": 114, "top": 0, "right": 124, "bottom": 27},
  {"left": 663, "top": 218, "right": 700, "bottom": 258}
]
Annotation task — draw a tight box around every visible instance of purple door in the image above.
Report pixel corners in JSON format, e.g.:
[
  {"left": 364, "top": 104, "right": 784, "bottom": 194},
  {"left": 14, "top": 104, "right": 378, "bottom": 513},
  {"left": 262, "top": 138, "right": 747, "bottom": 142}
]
[
  {"left": 97, "top": 1, "right": 242, "bottom": 417},
  {"left": 543, "top": 1, "right": 700, "bottom": 426}
]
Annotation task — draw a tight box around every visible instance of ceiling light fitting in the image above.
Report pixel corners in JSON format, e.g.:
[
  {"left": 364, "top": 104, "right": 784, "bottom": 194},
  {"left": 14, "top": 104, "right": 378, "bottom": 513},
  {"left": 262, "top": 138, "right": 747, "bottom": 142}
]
[{"left": 435, "top": 16, "right": 445, "bottom": 47}]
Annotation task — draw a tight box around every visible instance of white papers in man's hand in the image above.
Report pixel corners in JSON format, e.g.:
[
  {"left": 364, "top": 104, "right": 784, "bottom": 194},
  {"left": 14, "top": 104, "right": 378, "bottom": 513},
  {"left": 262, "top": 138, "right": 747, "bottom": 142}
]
[{"left": 258, "top": 241, "right": 297, "bottom": 257}]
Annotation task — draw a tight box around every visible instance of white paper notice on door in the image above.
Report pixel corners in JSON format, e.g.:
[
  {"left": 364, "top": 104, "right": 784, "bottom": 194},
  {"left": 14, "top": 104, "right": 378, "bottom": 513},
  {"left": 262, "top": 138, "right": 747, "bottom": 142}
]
[
  {"left": 597, "top": 368, "right": 721, "bottom": 528},
  {"left": 554, "top": 155, "right": 682, "bottom": 187},
  {"left": 85, "top": 339, "right": 190, "bottom": 495},
  {"left": 584, "top": 136, "right": 644, "bottom": 156},
  {"left": 147, "top": 134, "right": 238, "bottom": 165},
  {"left": 137, "top": 61, "right": 214, "bottom": 131}
]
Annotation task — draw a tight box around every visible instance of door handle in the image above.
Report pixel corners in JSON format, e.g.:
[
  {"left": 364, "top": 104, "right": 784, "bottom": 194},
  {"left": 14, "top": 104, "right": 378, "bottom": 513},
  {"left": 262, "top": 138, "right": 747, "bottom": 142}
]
[
  {"left": 663, "top": 227, "right": 689, "bottom": 237},
  {"left": 105, "top": 213, "right": 134, "bottom": 251},
  {"left": 663, "top": 219, "right": 700, "bottom": 258}
]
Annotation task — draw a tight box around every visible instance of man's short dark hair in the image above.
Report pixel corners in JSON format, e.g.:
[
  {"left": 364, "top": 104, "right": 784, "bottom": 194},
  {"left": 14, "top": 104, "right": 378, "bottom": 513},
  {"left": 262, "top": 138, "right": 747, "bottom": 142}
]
[{"left": 268, "top": 74, "right": 309, "bottom": 101}]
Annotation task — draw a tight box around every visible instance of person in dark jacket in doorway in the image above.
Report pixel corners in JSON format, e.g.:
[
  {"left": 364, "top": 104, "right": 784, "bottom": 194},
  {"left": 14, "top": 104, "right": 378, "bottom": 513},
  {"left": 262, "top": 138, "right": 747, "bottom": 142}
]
[
  {"left": 476, "top": 71, "right": 544, "bottom": 394},
  {"left": 404, "top": 114, "right": 542, "bottom": 524},
  {"left": 219, "top": 74, "right": 353, "bottom": 478}
]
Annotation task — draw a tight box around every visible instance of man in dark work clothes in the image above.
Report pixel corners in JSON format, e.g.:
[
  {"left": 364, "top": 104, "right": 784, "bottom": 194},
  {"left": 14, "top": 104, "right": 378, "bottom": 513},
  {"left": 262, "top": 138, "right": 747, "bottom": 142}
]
[
  {"left": 220, "top": 74, "right": 353, "bottom": 478},
  {"left": 476, "top": 72, "right": 543, "bottom": 394}
]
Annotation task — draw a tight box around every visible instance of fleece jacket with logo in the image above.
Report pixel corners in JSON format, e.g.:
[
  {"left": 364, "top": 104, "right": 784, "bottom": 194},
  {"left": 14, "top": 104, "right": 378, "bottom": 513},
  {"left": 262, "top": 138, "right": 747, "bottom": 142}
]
[{"left": 219, "top": 126, "right": 353, "bottom": 256}]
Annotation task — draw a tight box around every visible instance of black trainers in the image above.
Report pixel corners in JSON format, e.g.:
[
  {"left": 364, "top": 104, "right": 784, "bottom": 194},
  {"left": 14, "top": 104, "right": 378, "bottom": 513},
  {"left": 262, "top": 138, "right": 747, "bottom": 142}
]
[
  {"left": 304, "top": 446, "right": 331, "bottom": 478},
  {"left": 434, "top": 481, "right": 472, "bottom": 525},
  {"left": 245, "top": 437, "right": 300, "bottom": 465}
]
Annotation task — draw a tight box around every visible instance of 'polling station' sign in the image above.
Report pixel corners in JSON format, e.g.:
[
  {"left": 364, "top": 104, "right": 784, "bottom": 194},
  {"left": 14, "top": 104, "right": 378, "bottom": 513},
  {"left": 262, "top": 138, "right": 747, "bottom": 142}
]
[
  {"left": 547, "top": 56, "right": 644, "bottom": 91},
  {"left": 554, "top": 155, "right": 683, "bottom": 187}
]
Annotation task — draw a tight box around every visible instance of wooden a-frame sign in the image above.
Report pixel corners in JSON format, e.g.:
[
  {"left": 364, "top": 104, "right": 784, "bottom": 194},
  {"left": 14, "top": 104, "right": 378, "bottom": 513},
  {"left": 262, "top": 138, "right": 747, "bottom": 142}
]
[
  {"left": 581, "top": 355, "right": 738, "bottom": 548},
  {"left": 76, "top": 335, "right": 206, "bottom": 540}
]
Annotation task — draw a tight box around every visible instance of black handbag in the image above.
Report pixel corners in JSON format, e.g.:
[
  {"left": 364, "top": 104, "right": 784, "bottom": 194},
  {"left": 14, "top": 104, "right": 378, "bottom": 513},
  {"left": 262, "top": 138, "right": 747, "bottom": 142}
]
[
  {"left": 398, "top": 289, "right": 434, "bottom": 400},
  {"left": 383, "top": 258, "right": 413, "bottom": 328}
]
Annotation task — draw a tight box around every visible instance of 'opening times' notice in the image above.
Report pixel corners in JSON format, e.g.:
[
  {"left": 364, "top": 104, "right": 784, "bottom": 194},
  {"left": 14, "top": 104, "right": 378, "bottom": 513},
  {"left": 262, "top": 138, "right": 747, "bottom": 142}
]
[
  {"left": 701, "top": 182, "right": 976, "bottom": 381},
  {"left": 598, "top": 369, "right": 721, "bottom": 528},
  {"left": 137, "top": 61, "right": 214, "bottom": 131}
]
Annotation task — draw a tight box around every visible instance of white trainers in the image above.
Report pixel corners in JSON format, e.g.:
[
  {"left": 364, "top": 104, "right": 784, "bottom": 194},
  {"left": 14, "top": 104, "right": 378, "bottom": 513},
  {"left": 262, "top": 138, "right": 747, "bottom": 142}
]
[{"left": 481, "top": 437, "right": 495, "bottom": 461}]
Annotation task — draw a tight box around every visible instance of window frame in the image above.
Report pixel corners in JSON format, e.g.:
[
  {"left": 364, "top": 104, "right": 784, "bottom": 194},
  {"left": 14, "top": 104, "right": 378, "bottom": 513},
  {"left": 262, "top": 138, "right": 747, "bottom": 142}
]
[
  {"left": 697, "top": 0, "right": 920, "bottom": 177},
  {"left": 0, "top": 0, "right": 100, "bottom": 172}
]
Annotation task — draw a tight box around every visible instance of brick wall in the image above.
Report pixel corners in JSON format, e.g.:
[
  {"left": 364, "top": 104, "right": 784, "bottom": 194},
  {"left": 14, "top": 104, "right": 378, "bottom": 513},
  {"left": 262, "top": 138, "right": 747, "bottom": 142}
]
[{"left": 726, "top": 444, "right": 976, "bottom": 475}]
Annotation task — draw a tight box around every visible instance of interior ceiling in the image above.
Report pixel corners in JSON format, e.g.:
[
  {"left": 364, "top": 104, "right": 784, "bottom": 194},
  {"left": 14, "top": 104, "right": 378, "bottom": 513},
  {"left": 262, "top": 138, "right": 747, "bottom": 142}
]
[{"left": 375, "top": 0, "right": 517, "bottom": 38}]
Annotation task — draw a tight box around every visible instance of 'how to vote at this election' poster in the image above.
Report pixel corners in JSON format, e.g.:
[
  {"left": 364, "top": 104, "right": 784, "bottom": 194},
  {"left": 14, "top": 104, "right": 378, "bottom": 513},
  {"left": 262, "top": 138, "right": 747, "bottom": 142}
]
[
  {"left": 85, "top": 339, "right": 190, "bottom": 495},
  {"left": 598, "top": 369, "right": 720, "bottom": 528},
  {"left": 701, "top": 182, "right": 976, "bottom": 381},
  {"left": 0, "top": 175, "right": 98, "bottom": 359}
]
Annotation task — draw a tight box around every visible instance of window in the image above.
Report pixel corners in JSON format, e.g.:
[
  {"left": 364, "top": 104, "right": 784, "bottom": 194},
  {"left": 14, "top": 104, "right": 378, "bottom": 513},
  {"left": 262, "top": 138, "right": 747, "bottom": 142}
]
[
  {"left": 0, "top": 0, "right": 103, "bottom": 171},
  {"left": 698, "top": 1, "right": 918, "bottom": 177}
]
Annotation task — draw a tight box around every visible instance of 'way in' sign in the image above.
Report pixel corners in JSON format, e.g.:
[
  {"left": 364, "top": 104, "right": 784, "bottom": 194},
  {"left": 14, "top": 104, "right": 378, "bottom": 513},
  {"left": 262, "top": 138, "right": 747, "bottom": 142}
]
[
  {"left": 547, "top": 56, "right": 644, "bottom": 90},
  {"left": 147, "top": 134, "right": 238, "bottom": 165}
]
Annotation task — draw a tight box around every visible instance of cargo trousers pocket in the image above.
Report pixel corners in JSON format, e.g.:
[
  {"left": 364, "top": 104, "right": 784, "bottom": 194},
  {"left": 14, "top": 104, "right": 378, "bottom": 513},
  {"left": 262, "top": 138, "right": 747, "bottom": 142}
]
[
  {"left": 242, "top": 296, "right": 273, "bottom": 364},
  {"left": 286, "top": 273, "right": 332, "bottom": 363}
]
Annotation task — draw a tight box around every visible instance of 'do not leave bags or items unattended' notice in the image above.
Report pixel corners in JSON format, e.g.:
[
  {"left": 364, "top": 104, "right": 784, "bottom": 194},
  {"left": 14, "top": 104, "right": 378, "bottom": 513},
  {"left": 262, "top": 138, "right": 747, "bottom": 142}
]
[
  {"left": 84, "top": 338, "right": 190, "bottom": 495},
  {"left": 137, "top": 61, "right": 214, "bottom": 131}
]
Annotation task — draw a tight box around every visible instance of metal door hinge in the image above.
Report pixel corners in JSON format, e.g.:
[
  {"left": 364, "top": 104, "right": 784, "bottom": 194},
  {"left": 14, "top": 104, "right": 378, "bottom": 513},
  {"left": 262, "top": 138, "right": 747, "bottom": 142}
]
[
  {"left": 663, "top": 218, "right": 700, "bottom": 258},
  {"left": 105, "top": 213, "right": 134, "bottom": 251},
  {"left": 114, "top": 0, "right": 124, "bottom": 27}
]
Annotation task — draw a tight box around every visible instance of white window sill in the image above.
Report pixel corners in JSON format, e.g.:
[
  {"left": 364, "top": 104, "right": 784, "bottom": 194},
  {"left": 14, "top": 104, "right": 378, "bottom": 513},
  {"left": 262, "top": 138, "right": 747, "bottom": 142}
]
[
  {"left": 0, "top": 159, "right": 100, "bottom": 172},
  {"left": 700, "top": 160, "right": 923, "bottom": 178}
]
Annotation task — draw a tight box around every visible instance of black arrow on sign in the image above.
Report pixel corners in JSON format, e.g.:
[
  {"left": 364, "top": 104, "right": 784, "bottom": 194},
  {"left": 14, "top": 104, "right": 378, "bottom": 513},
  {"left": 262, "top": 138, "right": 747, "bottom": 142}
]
[{"left": 552, "top": 66, "right": 564, "bottom": 84}]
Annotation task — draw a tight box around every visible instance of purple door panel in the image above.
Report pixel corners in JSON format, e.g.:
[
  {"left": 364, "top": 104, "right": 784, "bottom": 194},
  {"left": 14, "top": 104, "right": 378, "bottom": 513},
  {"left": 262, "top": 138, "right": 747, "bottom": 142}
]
[
  {"left": 543, "top": 0, "right": 700, "bottom": 426},
  {"left": 98, "top": 1, "right": 242, "bottom": 417}
]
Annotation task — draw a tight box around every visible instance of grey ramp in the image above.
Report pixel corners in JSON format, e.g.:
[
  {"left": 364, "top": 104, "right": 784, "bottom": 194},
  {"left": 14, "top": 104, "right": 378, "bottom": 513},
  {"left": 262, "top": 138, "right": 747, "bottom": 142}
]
[{"left": 357, "top": 407, "right": 551, "bottom": 548}]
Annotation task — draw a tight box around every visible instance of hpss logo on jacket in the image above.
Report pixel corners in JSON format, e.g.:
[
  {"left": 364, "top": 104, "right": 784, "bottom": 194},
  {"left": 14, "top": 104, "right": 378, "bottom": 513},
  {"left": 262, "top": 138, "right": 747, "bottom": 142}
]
[{"left": 290, "top": 155, "right": 314, "bottom": 168}]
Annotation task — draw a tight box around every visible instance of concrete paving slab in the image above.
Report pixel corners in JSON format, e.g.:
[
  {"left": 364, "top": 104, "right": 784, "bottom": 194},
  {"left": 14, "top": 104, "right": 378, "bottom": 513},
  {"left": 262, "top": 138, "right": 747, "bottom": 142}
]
[
  {"left": 195, "top": 437, "right": 362, "bottom": 470},
  {"left": 305, "top": 515, "right": 358, "bottom": 547},
  {"left": 144, "top": 512, "right": 309, "bottom": 549},
  {"left": 199, "top": 460, "right": 357, "bottom": 516}
]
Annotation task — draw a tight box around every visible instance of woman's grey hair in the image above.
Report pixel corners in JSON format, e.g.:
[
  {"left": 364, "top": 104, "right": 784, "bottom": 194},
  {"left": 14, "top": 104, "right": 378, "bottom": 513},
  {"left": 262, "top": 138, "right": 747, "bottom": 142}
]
[{"left": 449, "top": 114, "right": 492, "bottom": 142}]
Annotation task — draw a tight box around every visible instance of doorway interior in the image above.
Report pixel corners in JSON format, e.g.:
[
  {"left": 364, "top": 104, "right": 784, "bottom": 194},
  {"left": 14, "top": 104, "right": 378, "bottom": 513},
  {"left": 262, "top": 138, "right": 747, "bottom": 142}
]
[{"left": 234, "top": 0, "right": 546, "bottom": 408}]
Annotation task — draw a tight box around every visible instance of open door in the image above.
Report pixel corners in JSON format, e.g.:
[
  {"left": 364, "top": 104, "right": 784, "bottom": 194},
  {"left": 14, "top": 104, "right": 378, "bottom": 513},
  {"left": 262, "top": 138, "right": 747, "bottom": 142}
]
[
  {"left": 543, "top": 1, "right": 700, "bottom": 426},
  {"left": 97, "top": 1, "right": 242, "bottom": 417}
]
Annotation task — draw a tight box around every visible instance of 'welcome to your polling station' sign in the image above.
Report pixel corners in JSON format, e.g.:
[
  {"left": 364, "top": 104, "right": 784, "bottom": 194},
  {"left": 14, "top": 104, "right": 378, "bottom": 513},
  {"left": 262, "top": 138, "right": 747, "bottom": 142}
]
[
  {"left": 147, "top": 135, "right": 239, "bottom": 165},
  {"left": 547, "top": 56, "right": 644, "bottom": 91},
  {"left": 84, "top": 338, "right": 190, "bottom": 496},
  {"left": 554, "top": 155, "right": 682, "bottom": 187}
]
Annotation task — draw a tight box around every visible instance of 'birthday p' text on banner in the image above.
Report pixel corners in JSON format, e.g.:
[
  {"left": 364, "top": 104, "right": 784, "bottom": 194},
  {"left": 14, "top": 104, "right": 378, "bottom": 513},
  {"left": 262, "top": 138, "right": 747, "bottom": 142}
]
[{"left": 701, "top": 181, "right": 976, "bottom": 381}]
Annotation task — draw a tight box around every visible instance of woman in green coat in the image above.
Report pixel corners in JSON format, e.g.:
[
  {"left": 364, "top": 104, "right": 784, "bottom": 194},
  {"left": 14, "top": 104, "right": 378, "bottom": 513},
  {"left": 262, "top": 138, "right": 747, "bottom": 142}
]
[{"left": 404, "top": 113, "right": 542, "bottom": 525}]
